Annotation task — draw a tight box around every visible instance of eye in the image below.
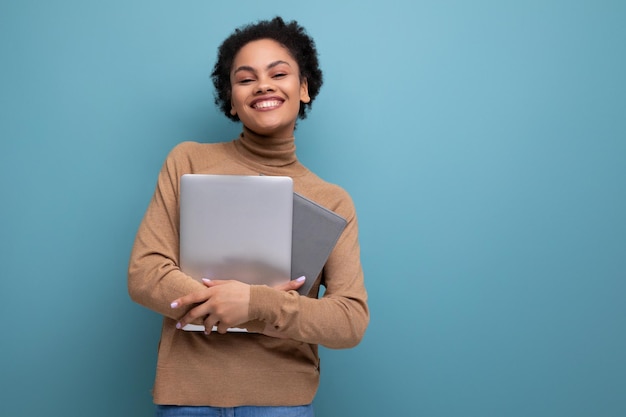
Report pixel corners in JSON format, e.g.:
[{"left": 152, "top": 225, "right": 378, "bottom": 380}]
[
  {"left": 239, "top": 78, "right": 255, "bottom": 84},
  {"left": 272, "top": 72, "right": 287, "bottom": 79}
]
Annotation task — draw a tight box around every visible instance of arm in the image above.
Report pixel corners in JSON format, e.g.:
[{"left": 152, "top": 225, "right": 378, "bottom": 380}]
[
  {"left": 128, "top": 142, "right": 307, "bottom": 328},
  {"left": 170, "top": 277, "right": 306, "bottom": 334},
  {"left": 129, "top": 146, "right": 369, "bottom": 346},
  {"left": 250, "top": 198, "right": 369, "bottom": 349},
  {"left": 168, "top": 191, "right": 369, "bottom": 347},
  {"left": 127, "top": 143, "right": 204, "bottom": 319}
]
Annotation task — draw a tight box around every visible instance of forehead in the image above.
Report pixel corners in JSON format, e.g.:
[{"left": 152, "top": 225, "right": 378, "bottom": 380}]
[{"left": 232, "top": 39, "right": 298, "bottom": 70}]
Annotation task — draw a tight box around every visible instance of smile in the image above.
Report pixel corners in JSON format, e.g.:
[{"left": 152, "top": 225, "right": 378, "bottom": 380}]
[{"left": 252, "top": 99, "right": 283, "bottom": 110}]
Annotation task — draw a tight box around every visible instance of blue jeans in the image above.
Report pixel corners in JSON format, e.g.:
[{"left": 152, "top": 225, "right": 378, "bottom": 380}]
[{"left": 155, "top": 404, "right": 314, "bottom": 417}]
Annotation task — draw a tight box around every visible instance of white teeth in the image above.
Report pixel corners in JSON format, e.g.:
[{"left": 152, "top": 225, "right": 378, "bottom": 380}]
[{"left": 253, "top": 100, "right": 282, "bottom": 109}]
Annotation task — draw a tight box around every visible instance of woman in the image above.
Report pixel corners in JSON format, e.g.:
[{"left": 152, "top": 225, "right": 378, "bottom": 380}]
[{"left": 128, "top": 16, "right": 369, "bottom": 417}]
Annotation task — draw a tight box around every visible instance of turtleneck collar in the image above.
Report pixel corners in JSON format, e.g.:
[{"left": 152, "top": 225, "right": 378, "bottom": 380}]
[{"left": 232, "top": 126, "right": 300, "bottom": 169}]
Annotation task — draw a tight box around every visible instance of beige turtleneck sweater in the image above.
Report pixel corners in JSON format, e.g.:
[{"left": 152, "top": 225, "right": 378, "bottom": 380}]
[{"left": 128, "top": 129, "right": 369, "bottom": 407}]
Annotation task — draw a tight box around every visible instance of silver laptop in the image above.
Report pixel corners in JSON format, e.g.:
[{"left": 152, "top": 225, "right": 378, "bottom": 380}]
[{"left": 179, "top": 174, "right": 293, "bottom": 287}]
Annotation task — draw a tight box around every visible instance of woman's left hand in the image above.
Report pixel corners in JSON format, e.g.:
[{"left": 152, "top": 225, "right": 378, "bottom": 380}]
[{"left": 170, "top": 278, "right": 250, "bottom": 334}]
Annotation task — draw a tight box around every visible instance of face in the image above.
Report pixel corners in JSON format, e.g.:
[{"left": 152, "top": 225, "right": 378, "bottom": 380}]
[{"left": 230, "top": 38, "right": 310, "bottom": 138}]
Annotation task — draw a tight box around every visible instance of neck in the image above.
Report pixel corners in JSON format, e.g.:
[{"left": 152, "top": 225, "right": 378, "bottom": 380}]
[{"left": 233, "top": 126, "right": 298, "bottom": 168}]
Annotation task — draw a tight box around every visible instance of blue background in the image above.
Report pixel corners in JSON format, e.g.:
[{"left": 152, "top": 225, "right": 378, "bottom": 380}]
[{"left": 1, "top": 1, "right": 624, "bottom": 416}]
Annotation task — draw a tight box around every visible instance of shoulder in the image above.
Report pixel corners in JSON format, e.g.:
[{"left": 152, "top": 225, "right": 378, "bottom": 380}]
[
  {"left": 162, "top": 141, "right": 232, "bottom": 173},
  {"left": 297, "top": 173, "right": 357, "bottom": 221},
  {"left": 166, "top": 141, "right": 227, "bottom": 160}
]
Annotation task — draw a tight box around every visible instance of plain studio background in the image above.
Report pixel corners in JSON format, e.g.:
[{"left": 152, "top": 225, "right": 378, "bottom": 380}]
[{"left": 1, "top": 1, "right": 624, "bottom": 416}]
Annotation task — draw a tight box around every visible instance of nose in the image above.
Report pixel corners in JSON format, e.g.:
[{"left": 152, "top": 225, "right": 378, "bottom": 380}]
[{"left": 255, "top": 76, "right": 275, "bottom": 94}]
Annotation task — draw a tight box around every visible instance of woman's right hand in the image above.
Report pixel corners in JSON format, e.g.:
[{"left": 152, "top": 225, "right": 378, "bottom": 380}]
[{"left": 273, "top": 275, "right": 306, "bottom": 292}]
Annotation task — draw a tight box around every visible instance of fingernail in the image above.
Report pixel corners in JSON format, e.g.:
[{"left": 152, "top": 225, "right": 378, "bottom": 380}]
[
  {"left": 170, "top": 301, "right": 179, "bottom": 308},
  {"left": 296, "top": 276, "right": 306, "bottom": 282},
  {"left": 175, "top": 322, "right": 182, "bottom": 329},
  {"left": 202, "top": 278, "right": 211, "bottom": 283}
]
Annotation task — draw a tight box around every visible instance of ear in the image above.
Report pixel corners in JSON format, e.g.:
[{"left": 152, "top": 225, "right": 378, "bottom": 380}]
[
  {"left": 230, "top": 103, "right": 237, "bottom": 116},
  {"left": 300, "top": 78, "right": 311, "bottom": 104}
]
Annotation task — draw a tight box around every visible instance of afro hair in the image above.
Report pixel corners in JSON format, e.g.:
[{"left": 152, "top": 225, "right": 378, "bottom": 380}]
[{"left": 211, "top": 16, "right": 323, "bottom": 121}]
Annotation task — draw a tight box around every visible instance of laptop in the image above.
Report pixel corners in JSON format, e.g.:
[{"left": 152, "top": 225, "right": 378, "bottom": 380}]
[
  {"left": 179, "top": 175, "right": 346, "bottom": 332},
  {"left": 179, "top": 174, "right": 294, "bottom": 288}
]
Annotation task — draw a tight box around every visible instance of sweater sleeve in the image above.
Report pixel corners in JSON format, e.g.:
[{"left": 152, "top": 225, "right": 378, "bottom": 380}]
[
  {"left": 128, "top": 143, "right": 205, "bottom": 318},
  {"left": 248, "top": 193, "right": 369, "bottom": 349}
]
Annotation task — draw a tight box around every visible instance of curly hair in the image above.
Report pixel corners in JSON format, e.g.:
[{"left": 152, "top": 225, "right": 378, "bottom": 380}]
[{"left": 211, "top": 17, "right": 323, "bottom": 121}]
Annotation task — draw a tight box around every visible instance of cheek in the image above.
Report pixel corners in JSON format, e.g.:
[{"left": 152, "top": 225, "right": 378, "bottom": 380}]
[
  {"left": 229, "top": 94, "right": 237, "bottom": 115},
  {"left": 230, "top": 92, "right": 244, "bottom": 110}
]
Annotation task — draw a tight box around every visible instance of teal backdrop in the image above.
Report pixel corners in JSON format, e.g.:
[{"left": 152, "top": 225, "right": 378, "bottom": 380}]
[{"left": 1, "top": 1, "right": 625, "bottom": 416}]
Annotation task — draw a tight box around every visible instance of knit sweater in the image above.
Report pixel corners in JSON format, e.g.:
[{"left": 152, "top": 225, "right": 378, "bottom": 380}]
[{"left": 128, "top": 128, "right": 369, "bottom": 407}]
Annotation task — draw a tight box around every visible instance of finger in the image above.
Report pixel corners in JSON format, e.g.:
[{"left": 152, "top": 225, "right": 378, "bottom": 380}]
[
  {"left": 273, "top": 276, "right": 306, "bottom": 292},
  {"left": 203, "top": 315, "right": 220, "bottom": 335},
  {"left": 215, "top": 321, "right": 231, "bottom": 334},
  {"left": 170, "top": 288, "right": 211, "bottom": 309},
  {"left": 201, "top": 278, "right": 231, "bottom": 288},
  {"left": 176, "top": 303, "right": 212, "bottom": 330}
]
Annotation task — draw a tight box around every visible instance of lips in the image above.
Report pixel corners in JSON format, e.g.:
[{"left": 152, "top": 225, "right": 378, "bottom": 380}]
[{"left": 250, "top": 97, "right": 284, "bottom": 110}]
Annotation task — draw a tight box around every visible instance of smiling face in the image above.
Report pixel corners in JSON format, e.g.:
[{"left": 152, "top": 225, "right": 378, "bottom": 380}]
[{"left": 230, "top": 39, "right": 310, "bottom": 138}]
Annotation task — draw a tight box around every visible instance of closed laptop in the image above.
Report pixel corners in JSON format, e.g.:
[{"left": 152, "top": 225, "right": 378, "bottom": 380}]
[{"left": 179, "top": 174, "right": 293, "bottom": 287}]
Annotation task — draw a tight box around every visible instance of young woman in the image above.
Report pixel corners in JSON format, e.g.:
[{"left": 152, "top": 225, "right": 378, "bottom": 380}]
[{"left": 128, "top": 16, "right": 369, "bottom": 417}]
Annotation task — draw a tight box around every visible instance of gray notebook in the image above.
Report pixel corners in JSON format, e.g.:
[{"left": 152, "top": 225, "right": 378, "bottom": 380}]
[{"left": 291, "top": 193, "right": 347, "bottom": 295}]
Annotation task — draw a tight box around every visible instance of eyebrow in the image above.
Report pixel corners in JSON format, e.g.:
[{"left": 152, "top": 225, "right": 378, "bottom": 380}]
[{"left": 233, "top": 60, "right": 292, "bottom": 75}]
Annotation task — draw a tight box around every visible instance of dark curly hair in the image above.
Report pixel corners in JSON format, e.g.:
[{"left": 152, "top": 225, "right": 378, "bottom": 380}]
[{"left": 211, "top": 16, "right": 323, "bottom": 121}]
